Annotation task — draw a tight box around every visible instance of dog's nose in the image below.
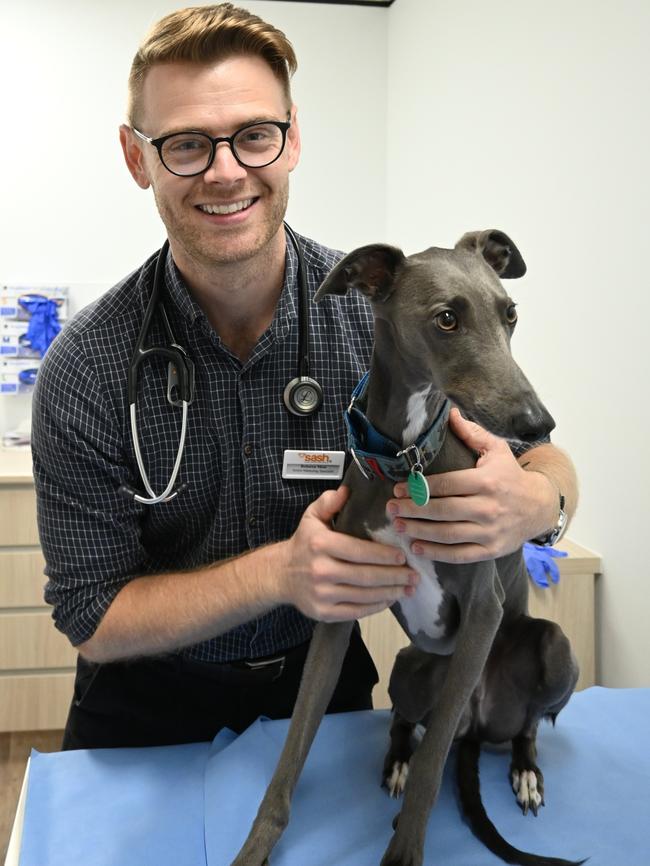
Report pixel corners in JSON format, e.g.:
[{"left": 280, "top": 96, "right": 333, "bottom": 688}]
[{"left": 511, "top": 407, "right": 556, "bottom": 443}]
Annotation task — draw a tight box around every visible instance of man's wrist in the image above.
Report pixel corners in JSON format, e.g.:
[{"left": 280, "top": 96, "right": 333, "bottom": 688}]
[
  {"left": 526, "top": 470, "right": 567, "bottom": 545},
  {"left": 524, "top": 469, "right": 563, "bottom": 541}
]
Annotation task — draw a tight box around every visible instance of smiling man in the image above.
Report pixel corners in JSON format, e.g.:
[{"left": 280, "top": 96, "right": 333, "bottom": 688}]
[{"left": 31, "top": 3, "right": 577, "bottom": 750}]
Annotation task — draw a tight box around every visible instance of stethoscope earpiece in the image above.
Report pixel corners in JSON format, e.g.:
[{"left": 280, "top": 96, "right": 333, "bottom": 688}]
[{"left": 124, "top": 224, "right": 322, "bottom": 506}]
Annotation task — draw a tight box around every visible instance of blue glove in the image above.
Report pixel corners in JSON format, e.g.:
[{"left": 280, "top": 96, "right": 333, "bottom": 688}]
[
  {"left": 523, "top": 542, "right": 568, "bottom": 588},
  {"left": 18, "top": 295, "right": 61, "bottom": 358}
]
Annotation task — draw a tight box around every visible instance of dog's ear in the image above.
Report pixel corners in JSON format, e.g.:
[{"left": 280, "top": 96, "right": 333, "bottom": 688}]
[
  {"left": 314, "top": 244, "right": 406, "bottom": 303},
  {"left": 455, "top": 230, "right": 526, "bottom": 279}
]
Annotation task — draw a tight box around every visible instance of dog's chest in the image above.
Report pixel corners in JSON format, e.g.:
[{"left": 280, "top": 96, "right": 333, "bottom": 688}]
[{"left": 368, "top": 521, "right": 456, "bottom": 653}]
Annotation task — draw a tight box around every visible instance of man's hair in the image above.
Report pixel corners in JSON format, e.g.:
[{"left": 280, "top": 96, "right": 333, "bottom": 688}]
[{"left": 127, "top": 3, "right": 297, "bottom": 127}]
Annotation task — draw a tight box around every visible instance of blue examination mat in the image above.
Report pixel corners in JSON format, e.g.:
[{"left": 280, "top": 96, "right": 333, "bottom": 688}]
[{"left": 19, "top": 687, "right": 650, "bottom": 865}]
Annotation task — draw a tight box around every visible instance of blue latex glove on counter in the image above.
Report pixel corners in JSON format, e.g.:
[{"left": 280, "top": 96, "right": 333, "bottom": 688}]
[
  {"left": 523, "top": 542, "right": 568, "bottom": 588},
  {"left": 18, "top": 295, "right": 61, "bottom": 357}
]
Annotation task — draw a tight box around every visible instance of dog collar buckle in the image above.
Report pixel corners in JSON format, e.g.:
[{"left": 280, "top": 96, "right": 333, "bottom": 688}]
[{"left": 349, "top": 447, "right": 372, "bottom": 481}]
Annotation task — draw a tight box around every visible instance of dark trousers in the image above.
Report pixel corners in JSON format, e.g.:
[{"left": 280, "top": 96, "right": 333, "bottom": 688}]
[{"left": 62, "top": 626, "right": 378, "bottom": 750}]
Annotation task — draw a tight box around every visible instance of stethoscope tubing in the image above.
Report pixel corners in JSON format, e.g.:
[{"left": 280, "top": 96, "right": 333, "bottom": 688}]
[
  {"left": 129, "top": 400, "right": 188, "bottom": 504},
  {"left": 124, "top": 222, "right": 320, "bottom": 505}
]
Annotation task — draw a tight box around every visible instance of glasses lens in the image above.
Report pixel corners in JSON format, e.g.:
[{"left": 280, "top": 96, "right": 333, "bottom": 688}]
[
  {"left": 161, "top": 134, "right": 212, "bottom": 175},
  {"left": 232, "top": 123, "right": 285, "bottom": 167}
]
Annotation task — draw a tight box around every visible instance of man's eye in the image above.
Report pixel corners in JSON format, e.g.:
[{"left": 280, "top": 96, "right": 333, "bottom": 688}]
[
  {"left": 241, "top": 130, "right": 269, "bottom": 143},
  {"left": 434, "top": 310, "right": 458, "bottom": 331},
  {"left": 169, "top": 138, "right": 205, "bottom": 152}
]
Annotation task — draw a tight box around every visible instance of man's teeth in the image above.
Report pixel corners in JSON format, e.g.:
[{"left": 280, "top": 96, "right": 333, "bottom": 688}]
[{"left": 199, "top": 199, "right": 253, "bottom": 215}]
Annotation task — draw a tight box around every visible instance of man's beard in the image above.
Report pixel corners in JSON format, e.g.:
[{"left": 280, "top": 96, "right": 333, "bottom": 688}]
[{"left": 152, "top": 181, "right": 290, "bottom": 268}]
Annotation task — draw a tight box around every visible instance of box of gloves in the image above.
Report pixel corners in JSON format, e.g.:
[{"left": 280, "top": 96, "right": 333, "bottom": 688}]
[
  {"left": 0, "top": 286, "right": 68, "bottom": 400},
  {"left": 0, "top": 286, "right": 69, "bottom": 322}
]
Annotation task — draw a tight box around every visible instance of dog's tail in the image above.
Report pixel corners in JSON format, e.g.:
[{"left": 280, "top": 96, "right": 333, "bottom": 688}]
[{"left": 456, "top": 738, "right": 587, "bottom": 866}]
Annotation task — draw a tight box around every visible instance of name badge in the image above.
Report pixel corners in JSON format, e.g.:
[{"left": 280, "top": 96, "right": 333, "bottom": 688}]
[{"left": 282, "top": 450, "right": 346, "bottom": 480}]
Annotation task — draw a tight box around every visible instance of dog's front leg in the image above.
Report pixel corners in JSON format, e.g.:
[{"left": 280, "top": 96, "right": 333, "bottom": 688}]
[
  {"left": 380, "top": 563, "right": 504, "bottom": 866},
  {"left": 230, "top": 620, "right": 354, "bottom": 866}
]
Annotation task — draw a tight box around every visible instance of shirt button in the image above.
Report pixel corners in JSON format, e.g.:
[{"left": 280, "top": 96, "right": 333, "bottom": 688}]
[
  {"left": 248, "top": 515, "right": 257, "bottom": 528},
  {"left": 243, "top": 443, "right": 254, "bottom": 457}
]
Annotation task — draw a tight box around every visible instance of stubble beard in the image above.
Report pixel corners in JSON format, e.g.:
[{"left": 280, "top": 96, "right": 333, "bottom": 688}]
[{"left": 152, "top": 180, "right": 290, "bottom": 268}]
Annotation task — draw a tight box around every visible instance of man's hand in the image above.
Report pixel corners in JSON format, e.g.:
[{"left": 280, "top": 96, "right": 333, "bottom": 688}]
[
  {"left": 385, "top": 408, "right": 561, "bottom": 564},
  {"left": 278, "top": 486, "right": 419, "bottom": 622}
]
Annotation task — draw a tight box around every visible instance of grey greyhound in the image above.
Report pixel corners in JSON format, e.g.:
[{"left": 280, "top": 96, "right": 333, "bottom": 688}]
[{"left": 231, "top": 230, "right": 581, "bottom": 866}]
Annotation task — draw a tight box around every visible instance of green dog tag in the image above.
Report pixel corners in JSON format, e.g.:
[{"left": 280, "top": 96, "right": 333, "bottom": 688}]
[{"left": 408, "top": 470, "right": 430, "bottom": 507}]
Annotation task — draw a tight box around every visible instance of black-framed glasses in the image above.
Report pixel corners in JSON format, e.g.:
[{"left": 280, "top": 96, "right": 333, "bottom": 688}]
[{"left": 131, "top": 119, "right": 291, "bottom": 176}]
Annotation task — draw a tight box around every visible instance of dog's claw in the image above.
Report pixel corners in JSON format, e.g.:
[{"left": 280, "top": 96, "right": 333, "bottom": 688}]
[
  {"left": 511, "top": 767, "right": 544, "bottom": 817},
  {"left": 383, "top": 760, "right": 409, "bottom": 798}
]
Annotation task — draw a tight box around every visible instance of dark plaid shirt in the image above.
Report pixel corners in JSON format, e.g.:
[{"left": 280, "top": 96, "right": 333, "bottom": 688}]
[{"left": 32, "top": 231, "right": 375, "bottom": 662}]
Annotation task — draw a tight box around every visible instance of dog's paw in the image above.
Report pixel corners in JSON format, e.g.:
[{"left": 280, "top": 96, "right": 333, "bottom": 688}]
[
  {"left": 383, "top": 760, "right": 409, "bottom": 798},
  {"left": 510, "top": 767, "right": 545, "bottom": 816}
]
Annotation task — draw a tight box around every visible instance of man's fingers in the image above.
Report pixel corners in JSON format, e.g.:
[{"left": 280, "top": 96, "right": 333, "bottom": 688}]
[
  {"left": 320, "top": 529, "right": 409, "bottom": 567},
  {"left": 392, "top": 518, "right": 486, "bottom": 548},
  {"left": 393, "top": 467, "right": 479, "bottom": 500},
  {"left": 408, "top": 540, "right": 493, "bottom": 564},
  {"left": 387, "top": 494, "right": 488, "bottom": 523},
  {"left": 322, "top": 559, "right": 418, "bottom": 589},
  {"left": 320, "top": 601, "right": 392, "bottom": 623}
]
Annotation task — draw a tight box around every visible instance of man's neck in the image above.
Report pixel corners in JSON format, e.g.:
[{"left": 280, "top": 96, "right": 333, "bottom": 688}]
[{"left": 172, "top": 231, "right": 287, "bottom": 361}]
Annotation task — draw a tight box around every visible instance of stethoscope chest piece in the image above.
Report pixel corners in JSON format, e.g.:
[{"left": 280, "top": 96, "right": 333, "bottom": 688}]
[{"left": 283, "top": 375, "right": 323, "bottom": 416}]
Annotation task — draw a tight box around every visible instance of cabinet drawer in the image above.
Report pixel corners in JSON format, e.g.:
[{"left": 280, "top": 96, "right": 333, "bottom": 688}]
[
  {"left": 0, "top": 611, "right": 77, "bottom": 669},
  {"left": 0, "top": 549, "right": 47, "bottom": 607},
  {"left": 0, "top": 485, "right": 39, "bottom": 546},
  {"left": 0, "top": 671, "right": 74, "bottom": 731}
]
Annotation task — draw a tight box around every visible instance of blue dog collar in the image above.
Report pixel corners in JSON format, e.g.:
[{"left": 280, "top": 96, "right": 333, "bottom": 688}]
[{"left": 344, "top": 373, "right": 450, "bottom": 481}]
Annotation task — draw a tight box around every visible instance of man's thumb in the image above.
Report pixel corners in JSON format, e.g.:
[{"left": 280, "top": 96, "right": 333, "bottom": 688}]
[
  {"left": 310, "top": 485, "right": 350, "bottom": 523},
  {"left": 448, "top": 407, "right": 496, "bottom": 455}
]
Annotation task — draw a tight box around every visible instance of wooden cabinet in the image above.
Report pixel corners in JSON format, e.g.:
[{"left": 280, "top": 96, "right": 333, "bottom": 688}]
[
  {"left": 361, "top": 538, "right": 600, "bottom": 710},
  {"left": 0, "top": 451, "right": 76, "bottom": 732}
]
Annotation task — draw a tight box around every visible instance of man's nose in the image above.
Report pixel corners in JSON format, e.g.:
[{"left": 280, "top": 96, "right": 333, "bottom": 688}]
[{"left": 203, "top": 142, "right": 248, "bottom": 183}]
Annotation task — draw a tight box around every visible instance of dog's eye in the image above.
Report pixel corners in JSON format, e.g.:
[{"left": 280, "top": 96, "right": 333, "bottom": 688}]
[
  {"left": 434, "top": 310, "right": 458, "bottom": 331},
  {"left": 505, "top": 304, "right": 518, "bottom": 325}
]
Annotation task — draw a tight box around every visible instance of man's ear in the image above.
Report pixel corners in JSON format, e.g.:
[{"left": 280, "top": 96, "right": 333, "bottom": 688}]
[
  {"left": 119, "top": 124, "right": 151, "bottom": 190},
  {"left": 455, "top": 229, "right": 526, "bottom": 278},
  {"left": 314, "top": 244, "right": 406, "bottom": 303},
  {"left": 287, "top": 104, "right": 301, "bottom": 173}
]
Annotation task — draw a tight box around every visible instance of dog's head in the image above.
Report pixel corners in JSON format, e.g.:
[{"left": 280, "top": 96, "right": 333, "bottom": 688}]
[{"left": 315, "top": 230, "right": 554, "bottom": 443}]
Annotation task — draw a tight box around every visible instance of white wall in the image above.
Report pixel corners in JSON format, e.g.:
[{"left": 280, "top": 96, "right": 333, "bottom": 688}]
[
  {"left": 387, "top": 0, "right": 650, "bottom": 687},
  {"left": 2, "top": 0, "right": 647, "bottom": 686},
  {"left": 0, "top": 0, "right": 387, "bottom": 284},
  {"left": 0, "top": 0, "right": 387, "bottom": 433}
]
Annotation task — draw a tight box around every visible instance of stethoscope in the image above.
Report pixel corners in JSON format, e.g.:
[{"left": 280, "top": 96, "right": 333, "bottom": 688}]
[{"left": 119, "top": 222, "right": 323, "bottom": 505}]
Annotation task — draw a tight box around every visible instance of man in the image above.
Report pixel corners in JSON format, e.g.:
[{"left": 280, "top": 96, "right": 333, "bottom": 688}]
[{"left": 32, "top": 3, "right": 577, "bottom": 750}]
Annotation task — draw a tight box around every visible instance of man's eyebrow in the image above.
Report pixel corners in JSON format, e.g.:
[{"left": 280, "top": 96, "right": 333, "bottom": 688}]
[{"left": 155, "top": 116, "right": 288, "bottom": 138}]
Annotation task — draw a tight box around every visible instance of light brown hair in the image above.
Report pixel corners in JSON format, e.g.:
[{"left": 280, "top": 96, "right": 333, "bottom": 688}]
[{"left": 127, "top": 3, "right": 297, "bottom": 126}]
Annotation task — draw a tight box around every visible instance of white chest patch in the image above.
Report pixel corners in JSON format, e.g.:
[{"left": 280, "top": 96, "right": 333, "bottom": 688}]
[
  {"left": 401, "top": 386, "right": 433, "bottom": 445},
  {"left": 368, "top": 521, "right": 446, "bottom": 642}
]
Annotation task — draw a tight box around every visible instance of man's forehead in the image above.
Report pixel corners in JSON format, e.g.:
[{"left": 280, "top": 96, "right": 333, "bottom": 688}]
[{"left": 140, "top": 55, "right": 288, "bottom": 132}]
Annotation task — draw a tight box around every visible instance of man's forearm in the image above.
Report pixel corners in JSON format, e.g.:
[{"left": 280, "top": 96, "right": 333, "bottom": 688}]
[
  {"left": 77, "top": 540, "right": 291, "bottom": 664},
  {"left": 518, "top": 442, "right": 579, "bottom": 538}
]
